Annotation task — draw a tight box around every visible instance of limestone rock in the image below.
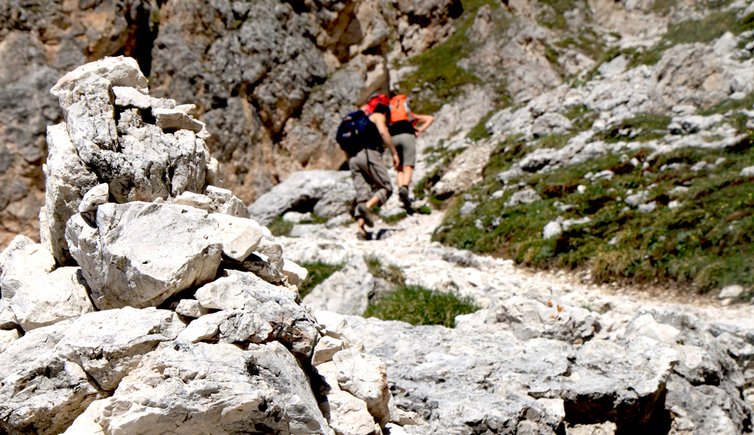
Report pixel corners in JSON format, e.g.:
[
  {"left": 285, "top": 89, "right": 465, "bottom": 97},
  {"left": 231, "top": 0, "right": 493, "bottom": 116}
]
[
  {"left": 41, "top": 123, "right": 100, "bottom": 263},
  {"left": 174, "top": 299, "right": 210, "bottom": 319},
  {"left": 485, "top": 295, "right": 600, "bottom": 342},
  {"left": 0, "top": 328, "right": 20, "bottom": 353},
  {"left": 317, "top": 361, "right": 381, "bottom": 435},
  {"left": 206, "top": 212, "right": 265, "bottom": 262},
  {"left": 78, "top": 183, "right": 109, "bottom": 214},
  {"left": 284, "top": 257, "right": 309, "bottom": 287},
  {"left": 153, "top": 107, "right": 206, "bottom": 133},
  {"left": 333, "top": 348, "right": 391, "bottom": 426},
  {"left": 0, "top": 299, "right": 18, "bottom": 330},
  {"left": 195, "top": 270, "right": 319, "bottom": 358},
  {"left": 0, "top": 307, "right": 183, "bottom": 434},
  {"left": 303, "top": 261, "right": 375, "bottom": 316},
  {"left": 0, "top": 235, "right": 93, "bottom": 331},
  {"left": 67, "top": 341, "right": 331, "bottom": 435},
  {"left": 313, "top": 335, "right": 345, "bottom": 365},
  {"left": 249, "top": 170, "right": 357, "bottom": 226},
  {"left": 65, "top": 202, "right": 224, "bottom": 309},
  {"left": 205, "top": 185, "right": 251, "bottom": 218}
]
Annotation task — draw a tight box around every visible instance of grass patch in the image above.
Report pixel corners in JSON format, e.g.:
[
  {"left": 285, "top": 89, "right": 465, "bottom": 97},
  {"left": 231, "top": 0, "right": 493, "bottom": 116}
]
[
  {"left": 413, "top": 146, "right": 466, "bottom": 201},
  {"left": 434, "top": 140, "right": 754, "bottom": 294},
  {"left": 564, "top": 104, "right": 597, "bottom": 131},
  {"left": 664, "top": 9, "right": 746, "bottom": 46},
  {"left": 536, "top": 0, "right": 588, "bottom": 31},
  {"left": 365, "top": 255, "right": 406, "bottom": 286},
  {"left": 298, "top": 262, "right": 343, "bottom": 299},
  {"left": 268, "top": 216, "right": 294, "bottom": 236},
  {"left": 467, "top": 110, "right": 496, "bottom": 141},
  {"left": 395, "top": 0, "right": 509, "bottom": 114},
  {"left": 416, "top": 205, "right": 432, "bottom": 215},
  {"left": 554, "top": 27, "right": 606, "bottom": 63},
  {"left": 595, "top": 113, "right": 671, "bottom": 143},
  {"left": 576, "top": 5, "right": 754, "bottom": 78},
  {"left": 535, "top": 132, "right": 574, "bottom": 149},
  {"left": 364, "top": 285, "right": 480, "bottom": 327},
  {"left": 382, "top": 210, "right": 408, "bottom": 224},
  {"left": 700, "top": 89, "right": 754, "bottom": 116},
  {"left": 482, "top": 134, "right": 528, "bottom": 178}
]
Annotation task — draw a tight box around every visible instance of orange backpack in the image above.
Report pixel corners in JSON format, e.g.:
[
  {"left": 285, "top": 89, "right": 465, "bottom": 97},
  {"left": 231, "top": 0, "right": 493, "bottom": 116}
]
[{"left": 389, "top": 95, "right": 412, "bottom": 124}]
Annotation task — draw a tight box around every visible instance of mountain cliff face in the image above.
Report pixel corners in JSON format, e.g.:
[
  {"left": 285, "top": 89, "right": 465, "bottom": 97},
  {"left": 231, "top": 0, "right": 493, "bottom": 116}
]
[
  {"left": 1, "top": 0, "right": 753, "bottom": 288},
  {"left": 3, "top": 1, "right": 754, "bottom": 433},
  {"left": 0, "top": 0, "right": 459, "bottom": 248}
]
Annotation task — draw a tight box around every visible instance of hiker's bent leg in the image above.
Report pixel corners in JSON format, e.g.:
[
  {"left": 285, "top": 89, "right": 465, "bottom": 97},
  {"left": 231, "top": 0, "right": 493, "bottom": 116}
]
[
  {"left": 364, "top": 149, "right": 393, "bottom": 206},
  {"left": 400, "top": 134, "right": 417, "bottom": 186},
  {"left": 400, "top": 165, "right": 414, "bottom": 187},
  {"left": 349, "top": 151, "right": 372, "bottom": 205},
  {"left": 349, "top": 151, "right": 373, "bottom": 225},
  {"left": 394, "top": 135, "right": 407, "bottom": 187}
]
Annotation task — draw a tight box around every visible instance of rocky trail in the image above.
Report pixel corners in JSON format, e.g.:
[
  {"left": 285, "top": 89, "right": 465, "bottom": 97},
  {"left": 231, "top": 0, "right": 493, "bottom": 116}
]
[
  {"left": 285, "top": 196, "right": 754, "bottom": 335},
  {"left": 3, "top": 52, "right": 754, "bottom": 433},
  {"left": 280, "top": 200, "right": 754, "bottom": 434}
]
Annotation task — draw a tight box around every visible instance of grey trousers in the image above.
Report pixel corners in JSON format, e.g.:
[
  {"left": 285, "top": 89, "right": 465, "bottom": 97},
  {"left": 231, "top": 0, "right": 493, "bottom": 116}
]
[
  {"left": 349, "top": 148, "right": 393, "bottom": 206},
  {"left": 392, "top": 133, "right": 417, "bottom": 167}
]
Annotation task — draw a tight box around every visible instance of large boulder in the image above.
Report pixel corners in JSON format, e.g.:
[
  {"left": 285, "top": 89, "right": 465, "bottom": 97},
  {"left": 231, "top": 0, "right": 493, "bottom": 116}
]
[
  {"left": 194, "top": 269, "right": 320, "bottom": 359},
  {"left": 249, "top": 170, "right": 356, "bottom": 226},
  {"left": 0, "top": 307, "right": 184, "bottom": 435},
  {"left": 65, "top": 341, "right": 331, "bottom": 435},
  {"left": 65, "top": 201, "right": 266, "bottom": 310},
  {"left": 0, "top": 235, "right": 93, "bottom": 331},
  {"left": 43, "top": 56, "right": 213, "bottom": 264}
]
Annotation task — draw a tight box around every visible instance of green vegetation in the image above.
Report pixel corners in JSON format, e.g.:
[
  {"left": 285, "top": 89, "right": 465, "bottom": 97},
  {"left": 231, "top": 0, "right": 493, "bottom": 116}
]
[
  {"left": 364, "top": 285, "right": 480, "bottom": 327},
  {"left": 413, "top": 145, "right": 466, "bottom": 203},
  {"left": 267, "top": 213, "right": 330, "bottom": 236},
  {"left": 298, "top": 262, "right": 344, "bottom": 299},
  {"left": 416, "top": 205, "right": 433, "bottom": 215},
  {"left": 701, "top": 89, "right": 754, "bottom": 116},
  {"left": 365, "top": 255, "right": 406, "bottom": 286},
  {"left": 664, "top": 9, "right": 752, "bottom": 46},
  {"left": 268, "top": 216, "right": 294, "bottom": 236},
  {"left": 535, "top": 132, "right": 574, "bottom": 150},
  {"left": 537, "top": 0, "right": 589, "bottom": 31},
  {"left": 629, "top": 7, "right": 754, "bottom": 67},
  {"left": 467, "top": 110, "right": 496, "bottom": 141},
  {"left": 568, "top": 4, "right": 754, "bottom": 83},
  {"left": 395, "top": 0, "right": 510, "bottom": 114},
  {"left": 362, "top": 256, "right": 479, "bottom": 326},
  {"left": 382, "top": 210, "right": 408, "bottom": 224},
  {"left": 564, "top": 104, "right": 597, "bottom": 131},
  {"left": 434, "top": 134, "right": 754, "bottom": 293},
  {"left": 594, "top": 113, "right": 671, "bottom": 144}
]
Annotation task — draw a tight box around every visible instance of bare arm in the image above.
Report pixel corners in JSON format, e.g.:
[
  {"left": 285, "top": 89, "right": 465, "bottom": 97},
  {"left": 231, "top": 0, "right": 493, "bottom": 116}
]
[
  {"left": 370, "top": 112, "right": 400, "bottom": 169},
  {"left": 413, "top": 113, "right": 434, "bottom": 137}
]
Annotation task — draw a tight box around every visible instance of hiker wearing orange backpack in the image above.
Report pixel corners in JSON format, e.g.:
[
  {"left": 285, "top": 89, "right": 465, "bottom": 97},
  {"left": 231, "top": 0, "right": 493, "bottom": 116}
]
[{"left": 388, "top": 94, "right": 434, "bottom": 211}]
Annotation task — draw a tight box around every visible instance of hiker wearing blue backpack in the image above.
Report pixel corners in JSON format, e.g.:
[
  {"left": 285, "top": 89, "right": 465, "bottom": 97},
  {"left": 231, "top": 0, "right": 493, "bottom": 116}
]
[{"left": 336, "top": 93, "right": 400, "bottom": 239}]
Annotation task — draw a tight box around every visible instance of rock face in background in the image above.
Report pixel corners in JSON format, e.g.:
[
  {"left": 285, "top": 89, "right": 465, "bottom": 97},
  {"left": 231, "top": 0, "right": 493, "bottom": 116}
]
[
  {"left": 3, "top": 0, "right": 735, "bottom": 250},
  {"left": 276, "top": 214, "right": 754, "bottom": 434},
  {"left": 0, "top": 57, "right": 406, "bottom": 435},
  {"left": 0, "top": 0, "right": 461, "bottom": 249}
]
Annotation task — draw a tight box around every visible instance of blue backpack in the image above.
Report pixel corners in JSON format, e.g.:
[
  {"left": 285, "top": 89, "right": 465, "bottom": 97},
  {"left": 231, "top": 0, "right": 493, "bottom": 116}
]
[{"left": 336, "top": 110, "right": 371, "bottom": 156}]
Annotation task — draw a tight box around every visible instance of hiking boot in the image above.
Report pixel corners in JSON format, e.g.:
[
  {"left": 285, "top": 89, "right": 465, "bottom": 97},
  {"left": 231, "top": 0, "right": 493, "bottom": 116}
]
[
  {"left": 356, "top": 203, "right": 374, "bottom": 228},
  {"left": 356, "top": 229, "right": 372, "bottom": 241},
  {"left": 399, "top": 186, "right": 412, "bottom": 210}
]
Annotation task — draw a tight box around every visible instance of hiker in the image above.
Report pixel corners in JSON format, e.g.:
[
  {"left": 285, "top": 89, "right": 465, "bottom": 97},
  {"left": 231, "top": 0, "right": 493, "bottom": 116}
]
[
  {"left": 347, "top": 94, "right": 400, "bottom": 238},
  {"left": 388, "top": 94, "right": 434, "bottom": 210}
]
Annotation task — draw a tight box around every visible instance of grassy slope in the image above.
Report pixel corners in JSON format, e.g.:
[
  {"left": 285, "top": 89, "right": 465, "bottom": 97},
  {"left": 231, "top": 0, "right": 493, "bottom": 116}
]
[{"left": 423, "top": 1, "right": 754, "bottom": 295}]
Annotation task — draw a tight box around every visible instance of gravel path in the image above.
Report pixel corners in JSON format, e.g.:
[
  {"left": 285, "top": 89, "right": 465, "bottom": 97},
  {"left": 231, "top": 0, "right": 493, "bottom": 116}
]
[{"left": 284, "top": 203, "right": 754, "bottom": 334}]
